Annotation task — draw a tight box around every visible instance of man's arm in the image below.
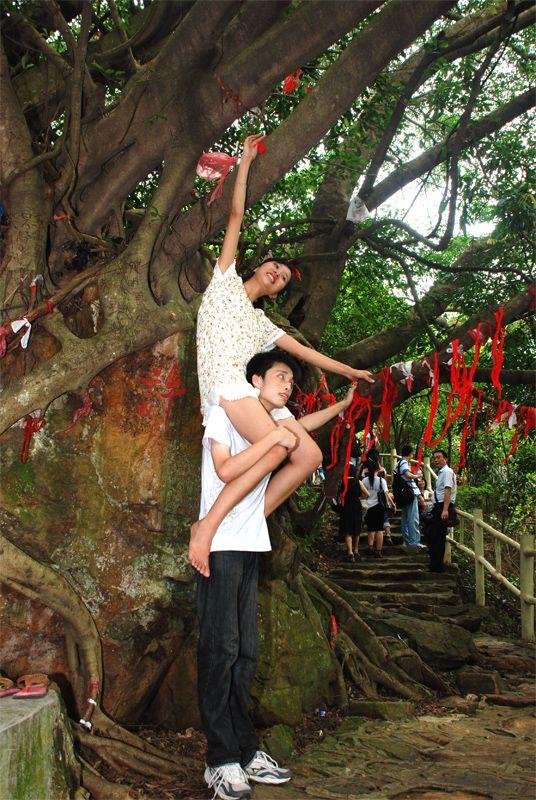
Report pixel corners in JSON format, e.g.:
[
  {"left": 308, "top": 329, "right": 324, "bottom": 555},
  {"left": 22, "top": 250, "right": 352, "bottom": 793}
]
[
  {"left": 211, "top": 427, "right": 296, "bottom": 483},
  {"left": 441, "top": 486, "right": 452, "bottom": 520},
  {"left": 298, "top": 386, "right": 354, "bottom": 432}
]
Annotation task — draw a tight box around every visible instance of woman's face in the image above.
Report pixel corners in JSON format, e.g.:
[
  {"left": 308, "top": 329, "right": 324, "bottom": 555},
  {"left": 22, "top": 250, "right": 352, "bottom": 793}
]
[{"left": 254, "top": 261, "right": 292, "bottom": 299}]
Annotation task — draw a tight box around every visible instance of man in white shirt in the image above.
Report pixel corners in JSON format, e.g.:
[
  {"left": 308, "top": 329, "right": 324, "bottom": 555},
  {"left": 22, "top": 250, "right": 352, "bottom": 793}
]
[
  {"left": 397, "top": 444, "right": 424, "bottom": 548},
  {"left": 428, "top": 449, "right": 458, "bottom": 572},
  {"left": 197, "top": 350, "right": 356, "bottom": 800}
]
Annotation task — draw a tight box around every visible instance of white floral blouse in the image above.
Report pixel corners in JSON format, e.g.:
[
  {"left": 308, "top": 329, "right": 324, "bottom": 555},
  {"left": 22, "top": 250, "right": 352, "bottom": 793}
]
[{"left": 196, "top": 259, "right": 285, "bottom": 424}]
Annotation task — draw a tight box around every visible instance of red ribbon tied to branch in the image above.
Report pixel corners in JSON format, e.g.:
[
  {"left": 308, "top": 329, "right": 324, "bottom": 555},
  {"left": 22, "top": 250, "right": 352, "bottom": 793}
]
[
  {"left": 20, "top": 414, "right": 46, "bottom": 464},
  {"left": 196, "top": 151, "right": 238, "bottom": 205},
  {"left": 490, "top": 306, "right": 505, "bottom": 398},
  {"left": 282, "top": 68, "right": 302, "bottom": 93}
]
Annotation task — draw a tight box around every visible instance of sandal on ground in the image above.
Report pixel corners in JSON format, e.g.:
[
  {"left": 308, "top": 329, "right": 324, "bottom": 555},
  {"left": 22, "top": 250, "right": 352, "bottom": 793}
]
[
  {"left": 0, "top": 678, "right": 18, "bottom": 698},
  {"left": 353, "top": 552, "right": 361, "bottom": 561},
  {"left": 345, "top": 553, "right": 355, "bottom": 563},
  {"left": 12, "top": 673, "right": 50, "bottom": 699}
]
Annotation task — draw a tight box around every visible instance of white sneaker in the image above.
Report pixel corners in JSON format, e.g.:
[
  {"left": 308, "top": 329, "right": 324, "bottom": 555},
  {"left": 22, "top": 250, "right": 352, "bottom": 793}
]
[
  {"left": 203, "top": 763, "right": 252, "bottom": 800},
  {"left": 244, "top": 750, "right": 292, "bottom": 784}
]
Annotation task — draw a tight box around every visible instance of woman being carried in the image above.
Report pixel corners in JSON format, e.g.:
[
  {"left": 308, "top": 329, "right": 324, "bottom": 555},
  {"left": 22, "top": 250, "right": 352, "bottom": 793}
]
[{"left": 191, "top": 134, "right": 373, "bottom": 576}]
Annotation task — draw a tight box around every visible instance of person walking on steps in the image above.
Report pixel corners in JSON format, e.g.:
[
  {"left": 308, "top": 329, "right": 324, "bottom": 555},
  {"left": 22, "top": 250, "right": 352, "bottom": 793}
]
[
  {"left": 397, "top": 445, "right": 425, "bottom": 550},
  {"left": 362, "top": 455, "right": 392, "bottom": 558},
  {"left": 338, "top": 455, "right": 369, "bottom": 562},
  {"left": 428, "top": 449, "right": 458, "bottom": 573}
]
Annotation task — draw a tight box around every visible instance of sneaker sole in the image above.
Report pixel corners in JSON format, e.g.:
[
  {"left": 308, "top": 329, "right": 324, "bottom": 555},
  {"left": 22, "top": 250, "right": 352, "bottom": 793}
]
[{"left": 248, "top": 775, "right": 292, "bottom": 784}]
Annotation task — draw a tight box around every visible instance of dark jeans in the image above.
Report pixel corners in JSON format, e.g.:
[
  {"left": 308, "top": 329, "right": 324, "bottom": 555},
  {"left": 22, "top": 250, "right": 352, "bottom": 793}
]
[
  {"left": 427, "top": 504, "right": 448, "bottom": 572},
  {"left": 197, "top": 551, "right": 259, "bottom": 768}
]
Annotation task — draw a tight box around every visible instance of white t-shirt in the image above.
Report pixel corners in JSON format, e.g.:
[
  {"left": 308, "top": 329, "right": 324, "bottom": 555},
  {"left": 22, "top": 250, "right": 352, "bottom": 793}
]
[
  {"left": 363, "top": 475, "right": 389, "bottom": 509},
  {"left": 398, "top": 458, "right": 421, "bottom": 497},
  {"left": 434, "top": 465, "right": 457, "bottom": 504},
  {"left": 200, "top": 405, "right": 274, "bottom": 552}
]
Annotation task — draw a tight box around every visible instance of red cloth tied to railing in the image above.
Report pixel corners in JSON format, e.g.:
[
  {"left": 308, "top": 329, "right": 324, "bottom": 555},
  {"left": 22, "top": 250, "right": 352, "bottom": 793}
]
[{"left": 196, "top": 151, "right": 238, "bottom": 205}]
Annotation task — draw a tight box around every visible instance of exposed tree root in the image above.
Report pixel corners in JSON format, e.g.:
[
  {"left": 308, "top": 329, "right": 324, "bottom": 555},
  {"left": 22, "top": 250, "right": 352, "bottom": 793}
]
[
  {"left": 75, "top": 729, "right": 186, "bottom": 778},
  {"left": 303, "top": 567, "right": 444, "bottom": 701},
  {"left": 79, "top": 757, "right": 138, "bottom": 800},
  {"left": 0, "top": 511, "right": 192, "bottom": 790}
]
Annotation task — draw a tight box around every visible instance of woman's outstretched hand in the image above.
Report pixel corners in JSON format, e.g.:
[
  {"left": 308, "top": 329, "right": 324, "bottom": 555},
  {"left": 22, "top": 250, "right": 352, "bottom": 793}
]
[
  {"left": 242, "top": 133, "right": 266, "bottom": 163},
  {"left": 346, "top": 367, "right": 375, "bottom": 383}
]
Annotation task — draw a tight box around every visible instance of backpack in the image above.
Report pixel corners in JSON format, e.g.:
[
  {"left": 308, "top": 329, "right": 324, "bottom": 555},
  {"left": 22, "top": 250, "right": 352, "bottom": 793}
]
[{"left": 392, "top": 459, "right": 415, "bottom": 507}]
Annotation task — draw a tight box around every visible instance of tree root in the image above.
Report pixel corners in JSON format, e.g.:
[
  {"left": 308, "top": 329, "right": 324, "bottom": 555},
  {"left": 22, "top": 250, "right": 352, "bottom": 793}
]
[
  {"left": 75, "top": 728, "right": 188, "bottom": 778},
  {"left": 303, "top": 568, "right": 433, "bottom": 700},
  {"left": 79, "top": 758, "right": 138, "bottom": 800},
  {"left": 0, "top": 511, "right": 193, "bottom": 789}
]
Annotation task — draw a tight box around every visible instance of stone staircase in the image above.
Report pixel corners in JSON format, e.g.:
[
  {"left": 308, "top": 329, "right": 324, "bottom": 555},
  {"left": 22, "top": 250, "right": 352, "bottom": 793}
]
[{"left": 328, "top": 511, "right": 482, "bottom": 631}]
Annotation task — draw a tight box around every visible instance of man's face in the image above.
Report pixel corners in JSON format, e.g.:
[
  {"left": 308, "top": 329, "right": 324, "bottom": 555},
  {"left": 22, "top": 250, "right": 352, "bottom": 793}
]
[
  {"left": 433, "top": 451, "right": 447, "bottom": 469},
  {"left": 254, "top": 363, "right": 294, "bottom": 409}
]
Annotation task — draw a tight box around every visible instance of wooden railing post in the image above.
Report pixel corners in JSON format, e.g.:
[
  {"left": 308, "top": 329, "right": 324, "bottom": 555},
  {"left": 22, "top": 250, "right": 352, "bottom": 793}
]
[
  {"left": 390, "top": 447, "right": 397, "bottom": 476},
  {"left": 473, "top": 508, "right": 485, "bottom": 607},
  {"left": 444, "top": 532, "right": 452, "bottom": 565},
  {"left": 423, "top": 456, "right": 432, "bottom": 491},
  {"left": 458, "top": 516, "right": 465, "bottom": 546},
  {"left": 494, "top": 537, "right": 502, "bottom": 574},
  {"left": 520, "top": 533, "right": 535, "bottom": 643}
]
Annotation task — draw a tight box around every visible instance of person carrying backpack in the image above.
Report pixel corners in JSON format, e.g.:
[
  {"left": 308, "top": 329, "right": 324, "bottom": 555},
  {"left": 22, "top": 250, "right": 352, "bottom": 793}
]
[{"left": 394, "top": 445, "right": 425, "bottom": 549}]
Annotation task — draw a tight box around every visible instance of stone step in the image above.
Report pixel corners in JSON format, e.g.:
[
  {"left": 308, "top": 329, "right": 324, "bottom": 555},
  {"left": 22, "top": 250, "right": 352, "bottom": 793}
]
[
  {"left": 332, "top": 578, "right": 459, "bottom": 594},
  {"left": 329, "top": 568, "right": 450, "bottom": 582},
  {"left": 335, "top": 578, "right": 456, "bottom": 595},
  {"left": 346, "top": 590, "right": 460, "bottom": 606}
]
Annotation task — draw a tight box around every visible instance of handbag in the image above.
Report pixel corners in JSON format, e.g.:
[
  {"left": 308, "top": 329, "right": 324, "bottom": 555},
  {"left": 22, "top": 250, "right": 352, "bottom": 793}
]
[{"left": 377, "top": 476, "right": 390, "bottom": 513}]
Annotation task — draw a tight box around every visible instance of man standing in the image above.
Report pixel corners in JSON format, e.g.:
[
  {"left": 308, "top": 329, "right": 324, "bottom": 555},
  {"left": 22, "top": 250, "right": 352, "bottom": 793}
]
[
  {"left": 428, "top": 449, "right": 457, "bottom": 573},
  {"left": 197, "top": 350, "right": 356, "bottom": 799},
  {"left": 397, "top": 445, "right": 424, "bottom": 549}
]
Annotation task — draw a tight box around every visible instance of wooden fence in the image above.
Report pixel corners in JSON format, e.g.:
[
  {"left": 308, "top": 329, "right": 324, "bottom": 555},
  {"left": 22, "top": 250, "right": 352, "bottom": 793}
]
[{"left": 381, "top": 449, "right": 535, "bottom": 643}]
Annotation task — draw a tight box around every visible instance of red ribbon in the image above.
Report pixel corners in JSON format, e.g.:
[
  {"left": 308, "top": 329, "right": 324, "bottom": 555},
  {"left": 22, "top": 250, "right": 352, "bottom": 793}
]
[
  {"left": 328, "top": 612, "right": 338, "bottom": 649},
  {"left": 376, "top": 367, "right": 398, "bottom": 442},
  {"left": 55, "top": 391, "right": 92, "bottom": 434},
  {"left": 282, "top": 68, "right": 302, "bottom": 93},
  {"left": 20, "top": 415, "right": 46, "bottom": 464},
  {"left": 0, "top": 325, "right": 11, "bottom": 358},
  {"left": 490, "top": 306, "right": 505, "bottom": 398},
  {"left": 196, "top": 151, "right": 238, "bottom": 205},
  {"left": 416, "top": 352, "right": 440, "bottom": 466}
]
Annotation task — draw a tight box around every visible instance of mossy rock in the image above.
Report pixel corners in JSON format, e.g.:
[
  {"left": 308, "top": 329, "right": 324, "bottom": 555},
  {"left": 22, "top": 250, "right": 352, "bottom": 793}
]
[
  {"left": 0, "top": 685, "right": 80, "bottom": 800},
  {"left": 259, "top": 724, "right": 295, "bottom": 764},
  {"left": 253, "top": 579, "right": 336, "bottom": 725},
  {"left": 347, "top": 700, "right": 414, "bottom": 720}
]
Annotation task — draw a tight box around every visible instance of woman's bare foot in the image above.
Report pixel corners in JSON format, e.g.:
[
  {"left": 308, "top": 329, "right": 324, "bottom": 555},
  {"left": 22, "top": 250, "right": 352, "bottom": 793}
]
[{"left": 189, "top": 520, "right": 213, "bottom": 577}]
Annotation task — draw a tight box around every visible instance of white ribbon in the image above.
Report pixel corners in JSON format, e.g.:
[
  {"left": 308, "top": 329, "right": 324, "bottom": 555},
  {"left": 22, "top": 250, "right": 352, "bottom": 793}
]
[
  {"left": 346, "top": 194, "right": 370, "bottom": 223},
  {"left": 445, "top": 342, "right": 464, "bottom": 366},
  {"left": 391, "top": 361, "right": 413, "bottom": 391},
  {"left": 11, "top": 317, "right": 32, "bottom": 349},
  {"left": 87, "top": 698, "right": 97, "bottom": 706},
  {"left": 79, "top": 718, "right": 93, "bottom": 730}
]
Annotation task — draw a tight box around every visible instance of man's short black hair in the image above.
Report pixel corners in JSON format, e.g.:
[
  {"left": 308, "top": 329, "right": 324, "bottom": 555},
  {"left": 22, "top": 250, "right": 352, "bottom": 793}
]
[
  {"left": 432, "top": 448, "right": 449, "bottom": 459},
  {"left": 401, "top": 444, "right": 414, "bottom": 457},
  {"left": 246, "top": 349, "right": 302, "bottom": 385}
]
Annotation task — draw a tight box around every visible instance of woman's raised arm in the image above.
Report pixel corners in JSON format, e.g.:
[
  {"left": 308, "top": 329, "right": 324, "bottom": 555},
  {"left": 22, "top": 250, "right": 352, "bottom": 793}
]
[{"left": 219, "top": 133, "right": 265, "bottom": 273}]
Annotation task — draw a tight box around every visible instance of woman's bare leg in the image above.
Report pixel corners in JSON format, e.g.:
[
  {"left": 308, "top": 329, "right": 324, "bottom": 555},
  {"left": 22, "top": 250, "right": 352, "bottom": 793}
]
[
  {"left": 189, "top": 398, "right": 289, "bottom": 576},
  {"left": 263, "top": 416, "right": 322, "bottom": 517}
]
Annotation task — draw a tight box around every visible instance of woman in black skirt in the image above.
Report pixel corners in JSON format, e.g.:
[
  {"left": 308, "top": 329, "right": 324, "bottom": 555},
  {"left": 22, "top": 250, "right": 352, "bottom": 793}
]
[
  {"left": 362, "top": 456, "right": 392, "bottom": 559},
  {"left": 338, "top": 460, "right": 369, "bottom": 562}
]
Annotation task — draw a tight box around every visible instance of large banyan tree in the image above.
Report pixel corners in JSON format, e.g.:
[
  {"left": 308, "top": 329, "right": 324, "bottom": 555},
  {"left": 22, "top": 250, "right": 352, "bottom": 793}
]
[{"left": 1, "top": 1, "right": 534, "bottom": 796}]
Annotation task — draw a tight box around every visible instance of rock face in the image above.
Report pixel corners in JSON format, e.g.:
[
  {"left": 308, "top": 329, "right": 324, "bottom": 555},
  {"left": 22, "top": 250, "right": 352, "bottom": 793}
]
[
  {"left": 0, "top": 337, "right": 337, "bottom": 729},
  {"left": 0, "top": 335, "right": 200, "bottom": 724},
  {"left": 0, "top": 686, "right": 80, "bottom": 800}
]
